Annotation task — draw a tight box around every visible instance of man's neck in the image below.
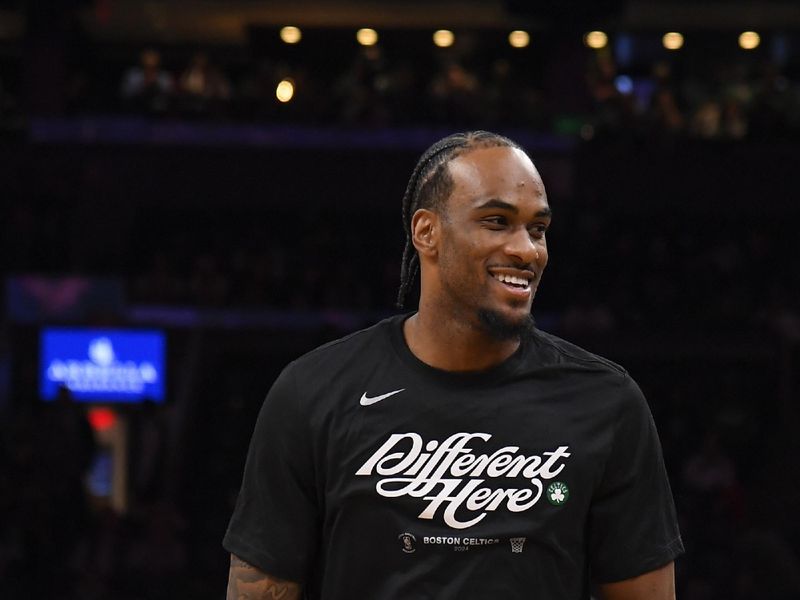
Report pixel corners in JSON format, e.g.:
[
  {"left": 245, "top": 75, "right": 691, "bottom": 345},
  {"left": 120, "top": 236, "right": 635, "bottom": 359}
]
[{"left": 403, "top": 310, "right": 521, "bottom": 372}]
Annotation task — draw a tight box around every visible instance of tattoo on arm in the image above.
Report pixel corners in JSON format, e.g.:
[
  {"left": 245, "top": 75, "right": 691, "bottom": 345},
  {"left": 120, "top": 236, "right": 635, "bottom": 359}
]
[{"left": 227, "top": 554, "right": 302, "bottom": 600}]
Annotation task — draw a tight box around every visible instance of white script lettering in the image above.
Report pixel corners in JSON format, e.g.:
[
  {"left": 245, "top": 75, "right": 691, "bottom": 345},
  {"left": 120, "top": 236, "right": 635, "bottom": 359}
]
[{"left": 355, "top": 432, "right": 570, "bottom": 529}]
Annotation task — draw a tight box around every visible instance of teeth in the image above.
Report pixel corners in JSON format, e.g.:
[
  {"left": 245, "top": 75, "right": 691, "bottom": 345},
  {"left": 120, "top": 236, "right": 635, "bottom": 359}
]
[{"left": 493, "top": 273, "right": 530, "bottom": 287}]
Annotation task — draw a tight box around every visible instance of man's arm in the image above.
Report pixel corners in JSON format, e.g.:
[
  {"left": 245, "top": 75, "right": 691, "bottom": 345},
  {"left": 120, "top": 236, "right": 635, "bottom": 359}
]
[
  {"left": 226, "top": 554, "right": 302, "bottom": 600},
  {"left": 598, "top": 561, "right": 675, "bottom": 600}
]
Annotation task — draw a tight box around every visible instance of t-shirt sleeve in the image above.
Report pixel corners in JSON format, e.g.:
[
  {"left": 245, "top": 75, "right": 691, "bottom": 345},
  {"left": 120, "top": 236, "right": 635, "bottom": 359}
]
[
  {"left": 588, "top": 374, "right": 684, "bottom": 583},
  {"left": 223, "top": 364, "right": 319, "bottom": 583}
]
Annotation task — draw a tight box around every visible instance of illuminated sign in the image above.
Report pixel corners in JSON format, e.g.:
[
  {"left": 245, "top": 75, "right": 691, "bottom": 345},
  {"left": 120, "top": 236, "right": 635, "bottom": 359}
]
[{"left": 40, "top": 329, "right": 165, "bottom": 403}]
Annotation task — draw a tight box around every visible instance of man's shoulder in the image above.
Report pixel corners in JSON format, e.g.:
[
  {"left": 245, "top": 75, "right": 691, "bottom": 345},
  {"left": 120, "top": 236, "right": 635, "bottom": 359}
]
[
  {"left": 529, "top": 327, "right": 629, "bottom": 378},
  {"left": 285, "top": 313, "right": 401, "bottom": 374},
  {"left": 527, "top": 329, "right": 648, "bottom": 411}
]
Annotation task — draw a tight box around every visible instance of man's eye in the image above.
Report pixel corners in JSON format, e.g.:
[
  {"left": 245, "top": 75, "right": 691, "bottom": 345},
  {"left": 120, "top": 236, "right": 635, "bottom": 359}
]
[
  {"left": 529, "top": 225, "right": 547, "bottom": 238},
  {"left": 484, "top": 217, "right": 506, "bottom": 226}
]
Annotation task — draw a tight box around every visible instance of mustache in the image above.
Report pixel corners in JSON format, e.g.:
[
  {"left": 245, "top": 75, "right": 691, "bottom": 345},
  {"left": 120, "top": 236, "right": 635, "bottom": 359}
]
[{"left": 488, "top": 262, "right": 537, "bottom": 273}]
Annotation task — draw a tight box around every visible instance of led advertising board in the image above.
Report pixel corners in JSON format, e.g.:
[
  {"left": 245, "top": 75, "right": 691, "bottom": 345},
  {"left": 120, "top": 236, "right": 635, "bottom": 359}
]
[{"left": 40, "top": 328, "right": 165, "bottom": 403}]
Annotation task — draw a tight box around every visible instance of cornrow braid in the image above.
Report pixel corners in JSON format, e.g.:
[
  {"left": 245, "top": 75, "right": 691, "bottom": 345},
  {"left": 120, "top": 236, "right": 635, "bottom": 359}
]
[{"left": 396, "top": 130, "right": 522, "bottom": 308}]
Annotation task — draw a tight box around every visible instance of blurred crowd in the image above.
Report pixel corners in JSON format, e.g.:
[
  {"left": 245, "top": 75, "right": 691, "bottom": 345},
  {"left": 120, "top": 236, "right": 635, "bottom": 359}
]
[
  {"left": 583, "top": 51, "right": 800, "bottom": 142},
  {"left": 103, "top": 45, "right": 800, "bottom": 139},
  {"left": 2, "top": 37, "right": 800, "bottom": 140}
]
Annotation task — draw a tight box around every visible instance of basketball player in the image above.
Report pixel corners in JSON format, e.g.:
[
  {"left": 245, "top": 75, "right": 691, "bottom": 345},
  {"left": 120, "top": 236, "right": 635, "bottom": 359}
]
[{"left": 224, "top": 131, "right": 683, "bottom": 599}]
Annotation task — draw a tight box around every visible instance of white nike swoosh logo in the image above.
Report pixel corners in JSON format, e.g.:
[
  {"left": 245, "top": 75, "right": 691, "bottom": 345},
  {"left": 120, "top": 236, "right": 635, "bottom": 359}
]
[{"left": 360, "top": 388, "right": 405, "bottom": 406}]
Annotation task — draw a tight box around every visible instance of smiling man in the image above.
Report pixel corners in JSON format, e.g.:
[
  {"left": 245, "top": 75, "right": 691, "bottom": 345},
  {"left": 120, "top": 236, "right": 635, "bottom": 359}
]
[{"left": 224, "top": 131, "right": 683, "bottom": 599}]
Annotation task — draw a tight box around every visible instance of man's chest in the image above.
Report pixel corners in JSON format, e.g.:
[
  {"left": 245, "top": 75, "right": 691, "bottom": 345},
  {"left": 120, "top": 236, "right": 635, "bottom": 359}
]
[{"left": 311, "top": 377, "right": 617, "bottom": 545}]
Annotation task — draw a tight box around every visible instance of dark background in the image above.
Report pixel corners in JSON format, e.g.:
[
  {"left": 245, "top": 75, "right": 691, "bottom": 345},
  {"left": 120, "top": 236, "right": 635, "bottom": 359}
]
[{"left": 1, "top": 1, "right": 799, "bottom": 598}]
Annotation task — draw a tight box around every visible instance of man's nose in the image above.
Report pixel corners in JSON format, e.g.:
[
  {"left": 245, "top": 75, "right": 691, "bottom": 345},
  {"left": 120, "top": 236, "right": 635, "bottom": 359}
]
[{"left": 504, "top": 227, "right": 539, "bottom": 265}]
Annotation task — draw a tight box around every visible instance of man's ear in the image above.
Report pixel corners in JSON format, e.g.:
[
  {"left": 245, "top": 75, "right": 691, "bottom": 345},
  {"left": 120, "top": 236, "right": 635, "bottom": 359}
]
[{"left": 411, "top": 209, "right": 439, "bottom": 258}]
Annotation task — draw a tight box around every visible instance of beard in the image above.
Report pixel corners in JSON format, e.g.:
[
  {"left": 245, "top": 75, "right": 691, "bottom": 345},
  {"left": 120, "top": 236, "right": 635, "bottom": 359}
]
[{"left": 477, "top": 308, "right": 536, "bottom": 341}]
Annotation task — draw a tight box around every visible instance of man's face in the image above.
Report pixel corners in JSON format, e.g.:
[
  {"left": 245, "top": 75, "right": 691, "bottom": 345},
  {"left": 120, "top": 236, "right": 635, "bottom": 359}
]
[{"left": 434, "top": 145, "right": 551, "bottom": 339}]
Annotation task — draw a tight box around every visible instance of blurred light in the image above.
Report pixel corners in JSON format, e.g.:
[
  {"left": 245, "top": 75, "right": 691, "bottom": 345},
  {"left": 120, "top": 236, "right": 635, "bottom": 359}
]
[
  {"left": 88, "top": 407, "right": 116, "bottom": 432},
  {"left": 584, "top": 31, "right": 608, "bottom": 49},
  {"left": 662, "top": 32, "right": 684, "bottom": 50},
  {"left": 614, "top": 75, "right": 633, "bottom": 95},
  {"left": 356, "top": 28, "right": 378, "bottom": 46},
  {"left": 508, "top": 30, "right": 530, "bottom": 48},
  {"left": 739, "top": 31, "right": 760, "bottom": 50},
  {"left": 433, "top": 29, "right": 455, "bottom": 48},
  {"left": 280, "top": 26, "right": 302, "bottom": 44},
  {"left": 276, "top": 78, "right": 295, "bottom": 103}
]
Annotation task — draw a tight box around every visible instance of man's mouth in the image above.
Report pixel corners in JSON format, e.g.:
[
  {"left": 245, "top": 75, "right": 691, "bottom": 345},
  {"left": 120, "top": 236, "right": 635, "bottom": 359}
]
[{"left": 490, "top": 272, "right": 533, "bottom": 291}]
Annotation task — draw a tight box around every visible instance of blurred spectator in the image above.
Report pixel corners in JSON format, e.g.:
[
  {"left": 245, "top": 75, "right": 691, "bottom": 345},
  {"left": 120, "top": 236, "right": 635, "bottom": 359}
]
[
  {"left": 238, "top": 58, "right": 277, "bottom": 120},
  {"left": 120, "top": 48, "right": 174, "bottom": 114},
  {"left": 646, "top": 63, "right": 685, "bottom": 136},
  {"left": 178, "top": 52, "right": 231, "bottom": 117},
  {"left": 721, "top": 98, "right": 748, "bottom": 139},
  {"left": 690, "top": 99, "right": 723, "bottom": 139},
  {"left": 380, "top": 60, "right": 420, "bottom": 124},
  {"left": 429, "top": 60, "right": 482, "bottom": 124},
  {"left": 649, "top": 87, "right": 685, "bottom": 134},
  {"left": 335, "top": 46, "right": 392, "bottom": 125}
]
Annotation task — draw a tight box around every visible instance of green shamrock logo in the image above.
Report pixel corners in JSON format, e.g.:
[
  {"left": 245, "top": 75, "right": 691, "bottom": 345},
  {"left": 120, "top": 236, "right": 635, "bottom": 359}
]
[{"left": 547, "top": 481, "right": 569, "bottom": 506}]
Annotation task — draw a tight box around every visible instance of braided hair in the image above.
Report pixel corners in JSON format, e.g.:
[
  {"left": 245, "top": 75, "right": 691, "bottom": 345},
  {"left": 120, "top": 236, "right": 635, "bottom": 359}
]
[{"left": 396, "top": 130, "right": 522, "bottom": 308}]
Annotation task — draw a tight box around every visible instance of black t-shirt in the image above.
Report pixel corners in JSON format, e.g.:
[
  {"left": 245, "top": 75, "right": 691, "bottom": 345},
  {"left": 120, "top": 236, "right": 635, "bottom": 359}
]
[{"left": 224, "top": 314, "right": 684, "bottom": 599}]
